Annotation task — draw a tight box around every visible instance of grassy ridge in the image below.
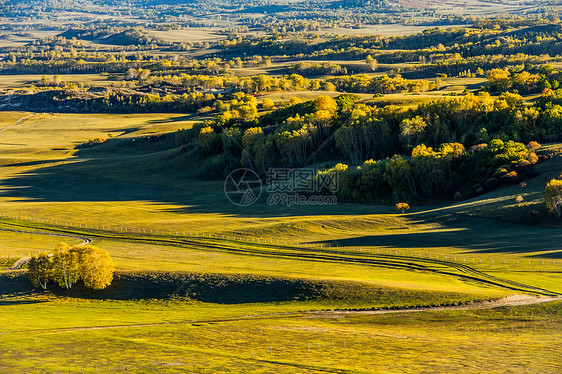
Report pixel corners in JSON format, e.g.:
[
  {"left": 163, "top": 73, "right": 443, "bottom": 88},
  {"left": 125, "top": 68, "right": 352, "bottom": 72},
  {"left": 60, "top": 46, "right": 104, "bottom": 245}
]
[
  {"left": 0, "top": 271, "right": 495, "bottom": 308},
  {"left": 418, "top": 145, "right": 562, "bottom": 225},
  {"left": 0, "top": 218, "right": 556, "bottom": 296}
]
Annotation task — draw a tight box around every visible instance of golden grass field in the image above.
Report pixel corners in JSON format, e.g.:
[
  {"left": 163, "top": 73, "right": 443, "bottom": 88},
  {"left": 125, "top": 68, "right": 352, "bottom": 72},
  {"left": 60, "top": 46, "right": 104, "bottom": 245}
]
[
  {"left": 151, "top": 29, "right": 228, "bottom": 43},
  {"left": 0, "top": 110, "right": 560, "bottom": 373},
  {"left": 0, "top": 74, "right": 116, "bottom": 89}
]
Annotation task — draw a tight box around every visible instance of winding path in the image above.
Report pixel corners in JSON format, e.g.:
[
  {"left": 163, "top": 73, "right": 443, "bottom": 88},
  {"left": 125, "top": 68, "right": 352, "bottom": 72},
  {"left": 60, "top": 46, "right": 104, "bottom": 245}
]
[
  {"left": 310, "top": 294, "right": 562, "bottom": 317},
  {"left": 0, "top": 218, "right": 558, "bottom": 295},
  {"left": 0, "top": 113, "right": 35, "bottom": 134},
  {"left": 4, "top": 229, "right": 92, "bottom": 270}
]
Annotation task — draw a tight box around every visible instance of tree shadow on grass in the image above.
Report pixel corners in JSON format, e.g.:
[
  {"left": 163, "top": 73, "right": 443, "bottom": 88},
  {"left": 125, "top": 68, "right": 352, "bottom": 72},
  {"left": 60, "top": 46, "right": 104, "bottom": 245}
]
[
  {"left": 2, "top": 155, "right": 561, "bottom": 258},
  {"left": 62, "top": 272, "right": 324, "bottom": 303},
  {"left": 0, "top": 272, "right": 47, "bottom": 304},
  {"left": 0, "top": 134, "right": 561, "bottom": 255},
  {"left": 0, "top": 298, "right": 48, "bottom": 305},
  {"left": 1, "top": 271, "right": 402, "bottom": 304},
  {"left": 316, "top": 213, "right": 562, "bottom": 258},
  {"left": 144, "top": 114, "right": 197, "bottom": 124},
  {"left": 0, "top": 135, "right": 380, "bottom": 217}
]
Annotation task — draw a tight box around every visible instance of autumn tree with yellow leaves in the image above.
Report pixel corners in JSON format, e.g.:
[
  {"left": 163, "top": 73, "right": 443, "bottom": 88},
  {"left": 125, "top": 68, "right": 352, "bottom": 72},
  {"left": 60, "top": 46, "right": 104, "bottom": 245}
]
[
  {"left": 545, "top": 179, "right": 562, "bottom": 219},
  {"left": 28, "top": 244, "right": 115, "bottom": 290}
]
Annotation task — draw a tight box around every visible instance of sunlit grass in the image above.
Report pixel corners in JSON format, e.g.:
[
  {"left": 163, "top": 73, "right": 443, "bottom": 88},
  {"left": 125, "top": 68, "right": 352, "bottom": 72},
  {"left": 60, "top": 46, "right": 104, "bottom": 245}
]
[
  {"left": 0, "top": 297, "right": 559, "bottom": 373},
  {"left": 0, "top": 111, "right": 561, "bottom": 373}
]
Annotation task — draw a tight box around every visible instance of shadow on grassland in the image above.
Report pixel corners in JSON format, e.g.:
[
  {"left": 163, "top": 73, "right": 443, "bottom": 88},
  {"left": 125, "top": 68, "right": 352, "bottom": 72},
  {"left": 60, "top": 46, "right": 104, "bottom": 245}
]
[
  {"left": 0, "top": 271, "right": 477, "bottom": 306},
  {"left": 0, "top": 271, "right": 46, "bottom": 304},
  {"left": 0, "top": 134, "right": 384, "bottom": 217},
  {"left": 317, "top": 213, "right": 562, "bottom": 259},
  {"left": 1, "top": 134, "right": 560, "bottom": 257}
]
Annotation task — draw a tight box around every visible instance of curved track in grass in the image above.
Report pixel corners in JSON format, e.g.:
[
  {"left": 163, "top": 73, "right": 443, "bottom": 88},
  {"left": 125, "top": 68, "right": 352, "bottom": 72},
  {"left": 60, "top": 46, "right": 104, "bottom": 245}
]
[
  {"left": 1, "top": 228, "right": 92, "bottom": 270},
  {"left": 0, "top": 113, "right": 35, "bottom": 134},
  {"left": 0, "top": 219, "right": 558, "bottom": 296}
]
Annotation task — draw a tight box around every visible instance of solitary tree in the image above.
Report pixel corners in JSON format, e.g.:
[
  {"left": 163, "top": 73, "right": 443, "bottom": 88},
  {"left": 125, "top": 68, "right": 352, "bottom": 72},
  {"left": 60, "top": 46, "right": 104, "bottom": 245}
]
[
  {"left": 52, "top": 75, "right": 62, "bottom": 86},
  {"left": 39, "top": 75, "right": 50, "bottom": 86},
  {"left": 395, "top": 202, "right": 410, "bottom": 214},
  {"left": 545, "top": 179, "right": 562, "bottom": 219},
  {"left": 366, "top": 55, "right": 378, "bottom": 71}
]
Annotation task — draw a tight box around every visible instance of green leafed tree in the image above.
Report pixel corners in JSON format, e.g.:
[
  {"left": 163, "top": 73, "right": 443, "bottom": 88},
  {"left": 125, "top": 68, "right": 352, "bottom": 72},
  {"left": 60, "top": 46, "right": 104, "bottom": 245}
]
[
  {"left": 28, "top": 252, "right": 53, "bottom": 290},
  {"left": 52, "top": 243, "right": 80, "bottom": 289},
  {"left": 384, "top": 155, "right": 417, "bottom": 199},
  {"left": 545, "top": 179, "right": 562, "bottom": 219},
  {"left": 198, "top": 126, "right": 216, "bottom": 150}
]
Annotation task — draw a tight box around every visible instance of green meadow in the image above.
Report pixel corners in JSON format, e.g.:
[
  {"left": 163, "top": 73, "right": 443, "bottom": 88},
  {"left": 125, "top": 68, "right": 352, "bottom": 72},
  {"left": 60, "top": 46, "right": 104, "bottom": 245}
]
[
  {"left": 0, "top": 293, "right": 560, "bottom": 373},
  {"left": 0, "top": 111, "right": 561, "bottom": 373}
]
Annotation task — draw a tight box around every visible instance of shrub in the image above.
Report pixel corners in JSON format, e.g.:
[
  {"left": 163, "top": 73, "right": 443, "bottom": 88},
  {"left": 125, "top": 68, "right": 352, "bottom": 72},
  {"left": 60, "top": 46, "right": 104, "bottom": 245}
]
[
  {"left": 80, "top": 137, "right": 106, "bottom": 147},
  {"left": 395, "top": 202, "right": 410, "bottom": 213},
  {"left": 262, "top": 98, "right": 275, "bottom": 111},
  {"left": 527, "top": 141, "right": 541, "bottom": 152}
]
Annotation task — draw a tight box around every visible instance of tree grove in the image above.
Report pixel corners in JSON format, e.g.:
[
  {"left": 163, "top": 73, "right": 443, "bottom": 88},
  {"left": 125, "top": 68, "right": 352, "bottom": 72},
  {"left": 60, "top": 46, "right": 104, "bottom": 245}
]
[{"left": 28, "top": 243, "right": 115, "bottom": 290}]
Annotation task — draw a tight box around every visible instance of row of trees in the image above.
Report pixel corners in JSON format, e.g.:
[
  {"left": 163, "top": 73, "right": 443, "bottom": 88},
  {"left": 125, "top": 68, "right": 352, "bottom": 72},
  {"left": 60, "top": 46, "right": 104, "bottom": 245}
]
[
  {"left": 218, "top": 24, "right": 562, "bottom": 69},
  {"left": 487, "top": 65, "right": 562, "bottom": 94},
  {"left": 4, "top": 19, "right": 561, "bottom": 81},
  {"left": 28, "top": 244, "right": 115, "bottom": 290},
  {"left": 177, "top": 90, "right": 561, "bottom": 198},
  {"left": 314, "top": 139, "right": 536, "bottom": 202},
  {"left": 138, "top": 72, "right": 437, "bottom": 95},
  {"left": 1, "top": 89, "right": 220, "bottom": 114}
]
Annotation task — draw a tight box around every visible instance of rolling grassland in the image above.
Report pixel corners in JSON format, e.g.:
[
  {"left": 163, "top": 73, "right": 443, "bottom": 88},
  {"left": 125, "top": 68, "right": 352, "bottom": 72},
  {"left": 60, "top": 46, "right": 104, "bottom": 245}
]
[{"left": 0, "top": 111, "right": 560, "bottom": 373}]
